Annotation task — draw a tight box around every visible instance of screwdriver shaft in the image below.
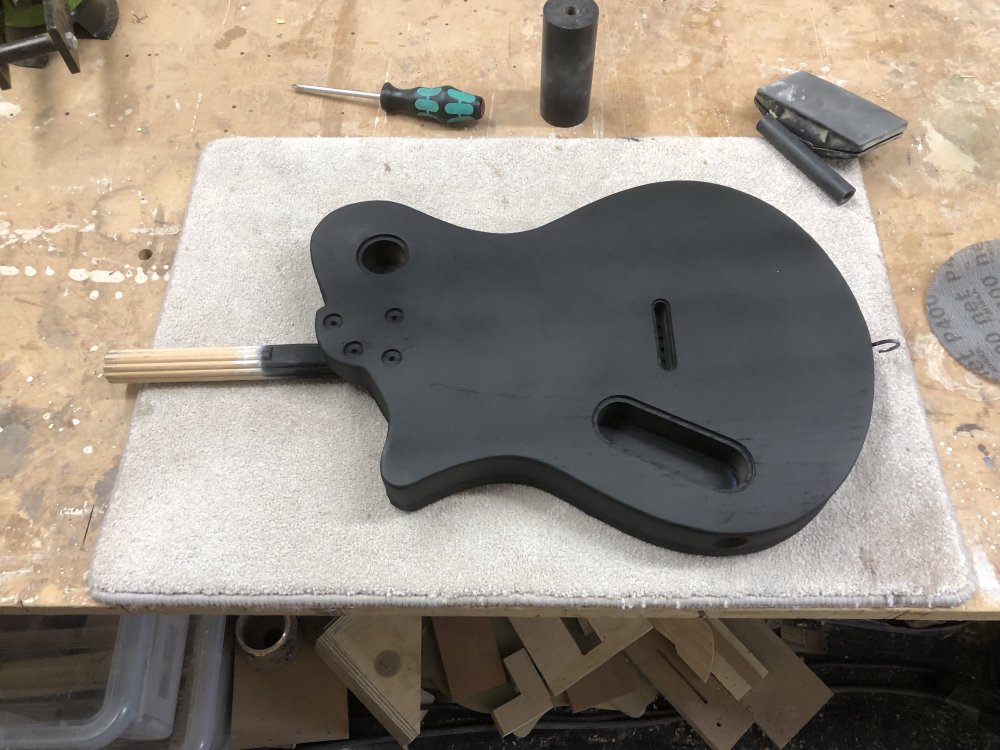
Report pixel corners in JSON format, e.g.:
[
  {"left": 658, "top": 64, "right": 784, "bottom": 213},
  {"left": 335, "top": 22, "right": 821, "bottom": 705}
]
[{"left": 292, "top": 83, "right": 380, "bottom": 101}]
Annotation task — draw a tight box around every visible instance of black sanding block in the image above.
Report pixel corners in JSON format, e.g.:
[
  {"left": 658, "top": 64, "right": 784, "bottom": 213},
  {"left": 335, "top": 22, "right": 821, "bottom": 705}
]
[{"left": 755, "top": 71, "right": 907, "bottom": 158}]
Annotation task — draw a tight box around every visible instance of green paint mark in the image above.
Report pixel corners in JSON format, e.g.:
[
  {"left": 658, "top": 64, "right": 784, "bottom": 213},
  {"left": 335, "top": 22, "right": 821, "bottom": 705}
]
[
  {"left": 447, "top": 89, "right": 477, "bottom": 104},
  {"left": 416, "top": 87, "right": 443, "bottom": 97},
  {"left": 415, "top": 99, "right": 440, "bottom": 114},
  {"left": 445, "top": 102, "right": 474, "bottom": 116}
]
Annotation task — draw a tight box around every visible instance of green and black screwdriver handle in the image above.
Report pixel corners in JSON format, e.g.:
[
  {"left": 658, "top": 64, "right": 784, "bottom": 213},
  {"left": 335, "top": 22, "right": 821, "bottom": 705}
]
[{"left": 293, "top": 81, "right": 485, "bottom": 125}]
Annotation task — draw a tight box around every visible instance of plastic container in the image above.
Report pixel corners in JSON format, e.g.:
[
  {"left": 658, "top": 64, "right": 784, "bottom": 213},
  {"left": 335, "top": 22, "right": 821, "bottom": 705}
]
[
  {"left": 123, "top": 616, "right": 189, "bottom": 741},
  {"left": 173, "top": 616, "right": 231, "bottom": 750},
  {"left": 0, "top": 615, "right": 190, "bottom": 750}
]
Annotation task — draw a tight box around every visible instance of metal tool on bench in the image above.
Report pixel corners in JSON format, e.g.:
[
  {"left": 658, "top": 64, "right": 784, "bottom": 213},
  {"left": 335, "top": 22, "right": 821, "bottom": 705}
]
[
  {"left": 293, "top": 81, "right": 485, "bottom": 125},
  {"left": 754, "top": 71, "right": 907, "bottom": 205},
  {"left": 0, "top": 0, "right": 118, "bottom": 90},
  {"left": 104, "top": 182, "right": 877, "bottom": 556}
]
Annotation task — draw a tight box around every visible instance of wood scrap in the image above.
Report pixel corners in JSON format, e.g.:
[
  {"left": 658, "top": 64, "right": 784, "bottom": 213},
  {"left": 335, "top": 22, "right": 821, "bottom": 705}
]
[
  {"left": 489, "top": 617, "right": 524, "bottom": 658},
  {"left": 431, "top": 617, "right": 507, "bottom": 702},
  {"left": 603, "top": 671, "right": 659, "bottom": 718},
  {"left": 491, "top": 649, "right": 554, "bottom": 737},
  {"left": 316, "top": 614, "right": 422, "bottom": 748},
  {"left": 726, "top": 620, "right": 832, "bottom": 748},
  {"left": 509, "top": 616, "right": 651, "bottom": 694},
  {"left": 709, "top": 620, "right": 768, "bottom": 699},
  {"left": 512, "top": 715, "right": 543, "bottom": 738},
  {"left": 231, "top": 624, "right": 348, "bottom": 750},
  {"left": 625, "top": 631, "right": 754, "bottom": 750},
  {"left": 420, "top": 619, "right": 450, "bottom": 698},
  {"left": 779, "top": 623, "right": 828, "bottom": 655},
  {"left": 565, "top": 652, "right": 640, "bottom": 712},
  {"left": 651, "top": 618, "right": 715, "bottom": 682}
]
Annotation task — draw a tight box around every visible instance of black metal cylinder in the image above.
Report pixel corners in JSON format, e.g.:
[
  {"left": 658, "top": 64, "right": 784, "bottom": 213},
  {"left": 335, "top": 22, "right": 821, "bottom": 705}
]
[
  {"left": 0, "top": 33, "right": 56, "bottom": 66},
  {"left": 540, "top": 0, "right": 599, "bottom": 128}
]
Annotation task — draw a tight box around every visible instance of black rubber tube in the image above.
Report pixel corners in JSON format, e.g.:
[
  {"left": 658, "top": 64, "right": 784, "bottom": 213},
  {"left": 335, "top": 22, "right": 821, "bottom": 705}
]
[
  {"left": 757, "top": 115, "right": 856, "bottom": 205},
  {"left": 540, "top": 0, "right": 599, "bottom": 127}
]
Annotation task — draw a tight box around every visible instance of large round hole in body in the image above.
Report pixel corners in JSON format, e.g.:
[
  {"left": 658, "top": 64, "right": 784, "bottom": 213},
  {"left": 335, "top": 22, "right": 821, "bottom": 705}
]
[{"left": 359, "top": 235, "right": 409, "bottom": 273}]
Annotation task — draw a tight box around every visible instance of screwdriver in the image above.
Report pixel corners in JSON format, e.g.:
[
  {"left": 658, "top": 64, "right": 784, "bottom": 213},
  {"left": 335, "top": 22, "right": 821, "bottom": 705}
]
[{"left": 292, "top": 82, "right": 485, "bottom": 125}]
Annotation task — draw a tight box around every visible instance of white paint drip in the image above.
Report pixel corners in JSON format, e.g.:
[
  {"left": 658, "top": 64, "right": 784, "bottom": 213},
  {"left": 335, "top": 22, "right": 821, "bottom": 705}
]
[
  {"left": 0, "top": 222, "right": 82, "bottom": 249},
  {"left": 45, "top": 266, "right": 54, "bottom": 276},
  {"left": 89, "top": 290, "right": 100, "bottom": 300},
  {"left": 69, "top": 268, "right": 125, "bottom": 283},
  {"left": 91, "top": 269, "right": 124, "bottom": 283},
  {"left": 129, "top": 224, "right": 181, "bottom": 236},
  {"left": 82, "top": 445, "right": 93, "bottom": 455},
  {"left": 114, "top": 290, "right": 123, "bottom": 300},
  {"left": 190, "top": 92, "right": 204, "bottom": 133},
  {"left": 24, "top": 265, "right": 37, "bottom": 277},
  {"left": 591, "top": 103, "right": 605, "bottom": 137},
  {"left": 135, "top": 267, "right": 148, "bottom": 284},
  {"left": 0, "top": 266, "right": 18, "bottom": 276},
  {"left": 59, "top": 505, "right": 91, "bottom": 517},
  {"left": 0, "top": 102, "right": 21, "bottom": 119}
]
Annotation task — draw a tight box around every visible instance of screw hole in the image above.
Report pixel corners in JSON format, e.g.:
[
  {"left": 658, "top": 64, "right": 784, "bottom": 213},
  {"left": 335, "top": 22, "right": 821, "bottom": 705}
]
[
  {"left": 359, "top": 235, "right": 408, "bottom": 274},
  {"left": 565, "top": 4, "right": 578, "bottom": 14},
  {"left": 138, "top": 248, "right": 153, "bottom": 261},
  {"left": 344, "top": 341, "right": 363, "bottom": 357},
  {"left": 381, "top": 349, "right": 402, "bottom": 366},
  {"left": 385, "top": 308, "right": 404, "bottom": 323},
  {"left": 323, "top": 313, "right": 343, "bottom": 328},
  {"left": 715, "top": 536, "right": 748, "bottom": 549}
]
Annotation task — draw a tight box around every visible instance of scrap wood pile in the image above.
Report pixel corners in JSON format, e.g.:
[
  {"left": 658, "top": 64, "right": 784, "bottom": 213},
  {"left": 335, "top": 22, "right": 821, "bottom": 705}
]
[{"left": 231, "top": 614, "right": 831, "bottom": 749}]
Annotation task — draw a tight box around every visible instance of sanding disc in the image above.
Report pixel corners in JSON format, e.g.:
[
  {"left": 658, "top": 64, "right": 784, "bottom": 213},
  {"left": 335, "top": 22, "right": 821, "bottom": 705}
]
[{"left": 925, "top": 240, "right": 1000, "bottom": 383}]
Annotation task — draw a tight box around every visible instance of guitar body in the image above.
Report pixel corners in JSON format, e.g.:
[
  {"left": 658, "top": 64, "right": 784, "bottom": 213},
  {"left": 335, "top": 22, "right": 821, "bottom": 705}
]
[{"left": 310, "top": 182, "right": 874, "bottom": 555}]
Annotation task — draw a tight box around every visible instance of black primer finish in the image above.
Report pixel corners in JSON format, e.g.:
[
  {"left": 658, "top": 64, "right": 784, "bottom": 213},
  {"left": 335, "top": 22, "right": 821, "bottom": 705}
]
[
  {"left": 261, "top": 344, "right": 335, "bottom": 380},
  {"left": 540, "top": 0, "right": 599, "bottom": 127},
  {"left": 310, "top": 182, "right": 875, "bottom": 555}
]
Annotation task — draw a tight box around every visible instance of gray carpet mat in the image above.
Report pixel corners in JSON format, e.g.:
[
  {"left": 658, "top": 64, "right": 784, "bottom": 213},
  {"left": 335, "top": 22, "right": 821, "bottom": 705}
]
[{"left": 89, "top": 137, "right": 972, "bottom": 610}]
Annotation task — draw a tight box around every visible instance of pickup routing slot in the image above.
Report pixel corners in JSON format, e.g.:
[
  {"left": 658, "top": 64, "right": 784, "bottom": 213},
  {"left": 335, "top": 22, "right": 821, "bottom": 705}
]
[
  {"left": 652, "top": 299, "right": 677, "bottom": 371},
  {"left": 595, "top": 397, "right": 752, "bottom": 491}
]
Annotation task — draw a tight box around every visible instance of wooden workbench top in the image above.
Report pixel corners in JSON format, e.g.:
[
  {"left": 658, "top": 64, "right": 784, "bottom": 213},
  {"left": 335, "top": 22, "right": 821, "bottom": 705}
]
[{"left": 1, "top": 0, "right": 997, "bottom": 616}]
